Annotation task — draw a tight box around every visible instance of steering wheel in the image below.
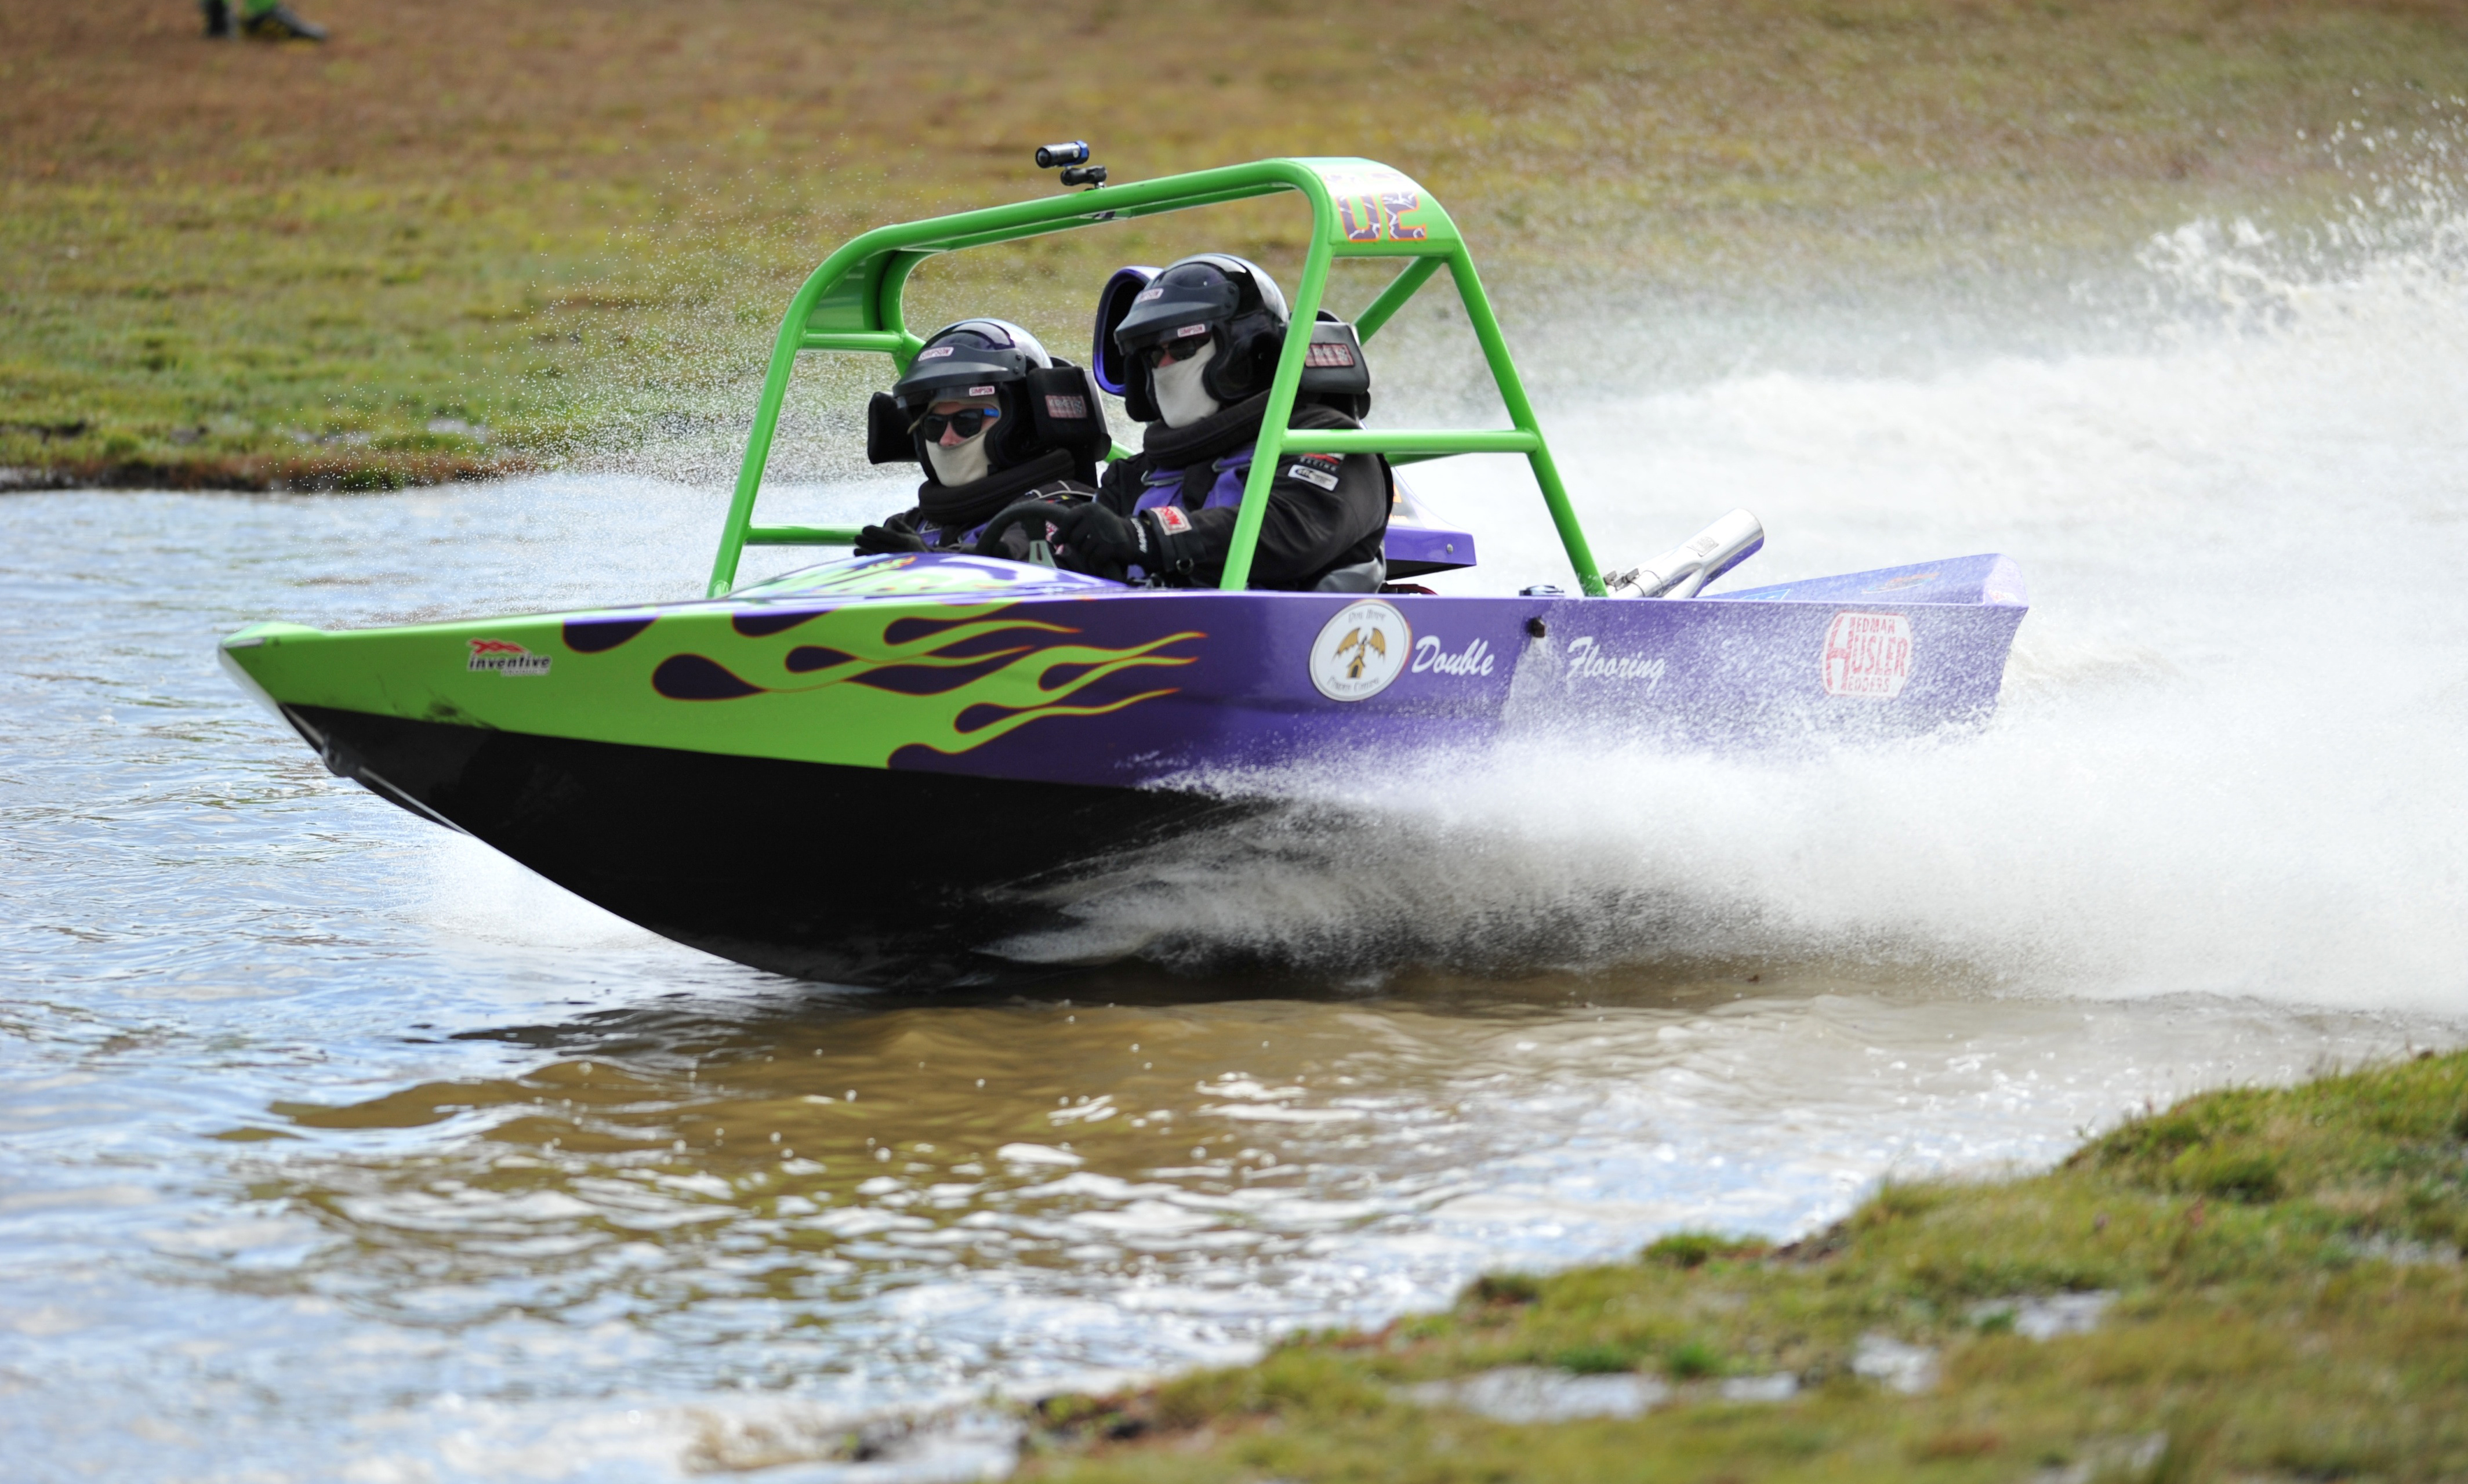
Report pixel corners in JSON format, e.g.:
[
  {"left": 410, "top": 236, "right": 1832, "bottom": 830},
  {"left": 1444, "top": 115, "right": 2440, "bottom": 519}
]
[{"left": 973, "top": 500, "right": 1079, "bottom": 565}]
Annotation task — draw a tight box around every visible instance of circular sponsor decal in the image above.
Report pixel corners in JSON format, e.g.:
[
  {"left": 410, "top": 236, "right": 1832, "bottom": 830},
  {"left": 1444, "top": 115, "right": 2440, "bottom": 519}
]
[{"left": 1309, "top": 598, "right": 1413, "bottom": 702}]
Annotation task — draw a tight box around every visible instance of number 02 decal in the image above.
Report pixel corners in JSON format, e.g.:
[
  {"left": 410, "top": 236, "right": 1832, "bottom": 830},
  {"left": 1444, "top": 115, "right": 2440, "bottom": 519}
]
[{"left": 1337, "top": 191, "right": 1428, "bottom": 243}]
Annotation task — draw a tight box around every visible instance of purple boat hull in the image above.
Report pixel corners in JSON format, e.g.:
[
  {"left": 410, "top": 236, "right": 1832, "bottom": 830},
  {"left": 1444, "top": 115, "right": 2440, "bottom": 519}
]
[{"left": 255, "top": 551, "right": 2026, "bottom": 985}]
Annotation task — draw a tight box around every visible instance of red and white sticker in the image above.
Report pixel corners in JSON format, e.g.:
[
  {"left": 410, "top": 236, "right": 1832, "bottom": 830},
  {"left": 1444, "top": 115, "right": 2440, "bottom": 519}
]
[
  {"left": 1150, "top": 503, "right": 1192, "bottom": 534},
  {"left": 467, "top": 638, "right": 551, "bottom": 676},
  {"left": 1820, "top": 612, "right": 1912, "bottom": 698},
  {"left": 1044, "top": 393, "right": 1090, "bottom": 419}
]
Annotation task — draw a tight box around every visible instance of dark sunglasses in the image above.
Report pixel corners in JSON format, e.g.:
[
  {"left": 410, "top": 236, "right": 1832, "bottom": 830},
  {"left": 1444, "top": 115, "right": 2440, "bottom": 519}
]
[
  {"left": 1137, "top": 331, "right": 1213, "bottom": 370},
  {"left": 912, "top": 406, "right": 1001, "bottom": 441}
]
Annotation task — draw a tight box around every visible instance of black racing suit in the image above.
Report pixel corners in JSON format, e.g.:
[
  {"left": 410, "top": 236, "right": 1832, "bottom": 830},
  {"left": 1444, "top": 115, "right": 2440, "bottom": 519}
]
[{"left": 1094, "top": 393, "right": 1390, "bottom": 591}]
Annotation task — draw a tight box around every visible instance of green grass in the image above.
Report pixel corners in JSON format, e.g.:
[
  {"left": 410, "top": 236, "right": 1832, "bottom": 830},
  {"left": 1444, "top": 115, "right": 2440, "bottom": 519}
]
[
  {"left": 1, "top": 177, "right": 579, "bottom": 487},
  {"left": 9, "top": 0, "right": 2468, "bottom": 486},
  {"left": 1024, "top": 1048, "right": 2468, "bottom": 1482}
]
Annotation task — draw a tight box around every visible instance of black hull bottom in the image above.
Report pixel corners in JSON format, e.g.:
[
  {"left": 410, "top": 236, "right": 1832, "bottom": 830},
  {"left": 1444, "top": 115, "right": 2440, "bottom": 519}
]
[{"left": 288, "top": 706, "right": 1248, "bottom": 988}]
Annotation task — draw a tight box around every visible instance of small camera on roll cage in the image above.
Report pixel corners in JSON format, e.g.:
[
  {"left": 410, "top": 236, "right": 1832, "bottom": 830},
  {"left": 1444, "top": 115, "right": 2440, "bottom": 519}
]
[{"left": 1037, "top": 141, "right": 1106, "bottom": 191}]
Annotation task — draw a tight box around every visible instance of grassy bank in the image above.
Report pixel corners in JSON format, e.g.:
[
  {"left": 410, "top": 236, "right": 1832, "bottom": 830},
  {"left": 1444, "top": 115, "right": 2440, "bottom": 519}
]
[
  {"left": 1021, "top": 1048, "right": 2468, "bottom": 1482},
  {"left": 8, "top": 0, "right": 2468, "bottom": 487}
]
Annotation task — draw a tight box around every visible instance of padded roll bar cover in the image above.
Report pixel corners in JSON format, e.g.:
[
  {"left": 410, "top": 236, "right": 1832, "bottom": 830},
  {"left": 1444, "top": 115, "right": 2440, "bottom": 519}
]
[
  {"left": 1091, "top": 266, "right": 1162, "bottom": 399},
  {"left": 1297, "top": 316, "right": 1371, "bottom": 401},
  {"left": 865, "top": 391, "right": 915, "bottom": 465},
  {"left": 1024, "top": 364, "right": 1113, "bottom": 480}
]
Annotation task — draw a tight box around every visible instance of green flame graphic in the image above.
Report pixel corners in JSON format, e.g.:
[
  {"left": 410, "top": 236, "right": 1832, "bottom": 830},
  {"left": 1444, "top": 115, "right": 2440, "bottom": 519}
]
[{"left": 663, "top": 599, "right": 1204, "bottom": 767}]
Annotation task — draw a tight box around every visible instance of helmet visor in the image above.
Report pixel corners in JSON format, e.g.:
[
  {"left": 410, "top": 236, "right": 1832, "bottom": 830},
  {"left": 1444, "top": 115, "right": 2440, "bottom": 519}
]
[
  {"left": 1112, "top": 275, "right": 1239, "bottom": 351},
  {"left": 893, "top": 323, "right": 1039, "bottom": 407},
  {"left": 895, "top": 351, "right": 1027, "bottom": 402}
]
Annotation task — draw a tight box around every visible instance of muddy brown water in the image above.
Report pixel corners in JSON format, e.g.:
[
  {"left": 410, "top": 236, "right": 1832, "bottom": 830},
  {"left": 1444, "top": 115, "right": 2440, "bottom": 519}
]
[{"left": 9, "top": 213, "right": 2468, "bottom": 1477}]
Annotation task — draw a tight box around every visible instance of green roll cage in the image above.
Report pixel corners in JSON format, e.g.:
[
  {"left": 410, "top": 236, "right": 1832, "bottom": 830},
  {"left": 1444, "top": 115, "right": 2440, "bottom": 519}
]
[{"left": 706, "top": 156, "right": 1605, "bottom": 598}]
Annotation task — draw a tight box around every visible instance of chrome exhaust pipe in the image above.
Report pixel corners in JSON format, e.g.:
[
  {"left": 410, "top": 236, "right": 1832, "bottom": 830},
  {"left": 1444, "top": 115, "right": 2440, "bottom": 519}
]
[{"left": 1603, "top": 509, "right": 1764, "bottom": 598}]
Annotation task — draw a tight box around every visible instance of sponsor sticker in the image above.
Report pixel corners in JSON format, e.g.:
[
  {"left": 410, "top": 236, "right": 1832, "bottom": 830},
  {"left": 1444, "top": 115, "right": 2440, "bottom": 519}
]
[
  {"left": 1283, "top": 460, "right": 1340, "bottom": 491},
  {"left": 1563, "top": 636, "right": 1666, "bottom": 690},
  {"left": 1043, "top": 393, "right": 1090, "bottom": 420},
  {"left": 1821, "top": 611, "right": 1913, "bottom": 698},
  {"left": 1310, "top": 598, "right": 1411, "bottom": 701},
  {"left": 966, "top": 384, "right": 997, "bottom": 397},
  {"left": 917, "top": 346, "right": 956, "bottom": 360},
  {"left": 467, "top": 638, "right": 550, "bottom": 676},
  {"left": 1135, "top": 287, "right": 1163, "bottom": 302},
  {"left": 1150, "top": 503, "right": 1192, "bottom": 535},
  {"left": 1411, "top": 634, "right": 1496, "bottom": 677},
  {"left": 1174, "top": 323, "right": 1209, "bottom": 339},
  {"left": 1303, "top": 340, "right": 1358, "bottom": 368}
]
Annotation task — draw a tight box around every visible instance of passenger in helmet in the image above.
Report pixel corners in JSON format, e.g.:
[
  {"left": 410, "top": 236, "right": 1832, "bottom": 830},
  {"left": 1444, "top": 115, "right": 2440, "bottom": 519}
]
[
  {"left": 995, "top": 255, "right": 1390, "bottom": 592},
  {"left": 851, "top": 319, "right": 1112, "bottom": 559}
]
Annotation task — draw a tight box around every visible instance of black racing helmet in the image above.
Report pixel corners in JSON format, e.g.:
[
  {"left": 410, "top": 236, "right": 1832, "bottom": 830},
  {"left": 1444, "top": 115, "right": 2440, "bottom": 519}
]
[
  {"left": 890, "top": 319, "right": 1046, "bottom": 471},
  {"left": 1109, "top": 254, "right": 1290, "bottom": 421},
  {"left": 866, "top": 318, "right": 1110, "bottom": 479}
]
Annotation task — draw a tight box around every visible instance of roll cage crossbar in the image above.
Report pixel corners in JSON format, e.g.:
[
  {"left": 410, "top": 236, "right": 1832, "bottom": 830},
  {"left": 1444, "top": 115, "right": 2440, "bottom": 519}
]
[{"left": 706, "top": 156, "right": 1605, "bottom": 598}]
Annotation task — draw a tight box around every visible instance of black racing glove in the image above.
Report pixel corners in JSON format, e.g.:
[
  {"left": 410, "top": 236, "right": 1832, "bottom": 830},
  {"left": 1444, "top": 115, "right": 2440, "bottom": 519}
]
[
  {"left": 1046, "top": 502, "right": 1145, "bottom": 579},
  {"left": 1047, "top": 503, "right": 1203, "bottom": 583},
  {"left": 1137, "top": 503, "right": 1203, "bottom": 581},
  {"left": 851, "top": 513, "right": 928, "bottom": 556}
]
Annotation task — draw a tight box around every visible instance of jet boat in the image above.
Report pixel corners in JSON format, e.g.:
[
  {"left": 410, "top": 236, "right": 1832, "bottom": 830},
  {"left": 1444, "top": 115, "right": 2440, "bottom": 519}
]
[{"left": 221, "top": 156, "right": 2027, "bottom": 986}]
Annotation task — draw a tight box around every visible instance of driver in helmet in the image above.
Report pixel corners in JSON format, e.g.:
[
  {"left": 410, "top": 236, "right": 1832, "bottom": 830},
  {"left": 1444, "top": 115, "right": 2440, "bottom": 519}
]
[
  {"left": 851, "top": 319, "right": 1111, "bottom": 559},
  {"left": 985, "top": 255, "right": 1389, "bottom": 591}
]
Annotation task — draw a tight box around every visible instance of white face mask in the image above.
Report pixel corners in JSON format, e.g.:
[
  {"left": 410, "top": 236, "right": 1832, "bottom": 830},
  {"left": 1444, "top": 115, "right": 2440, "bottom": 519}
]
[
  {"left": 1152, "top": 340, "right": 1221, "bottom": 428},
  {"left": 923, "top": 424, "right": 992, "bottom": 486}
]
